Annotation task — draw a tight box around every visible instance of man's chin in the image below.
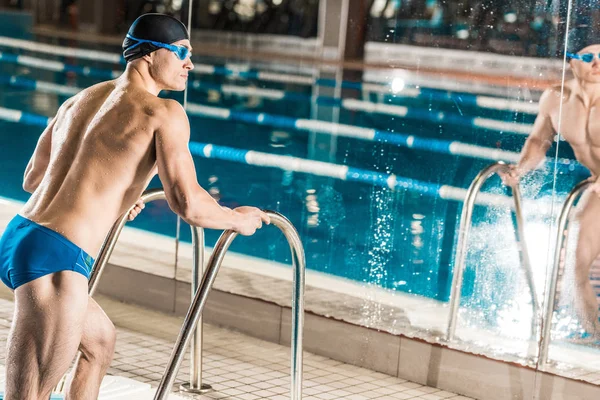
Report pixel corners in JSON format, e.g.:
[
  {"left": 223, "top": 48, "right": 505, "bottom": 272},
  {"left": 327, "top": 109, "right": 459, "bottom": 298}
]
[
  {"left": 584, "top": 76, "right": 600, "bottom": 84},
  {"left": 168, "top": 84, "right": 187, "bottom": 92}
]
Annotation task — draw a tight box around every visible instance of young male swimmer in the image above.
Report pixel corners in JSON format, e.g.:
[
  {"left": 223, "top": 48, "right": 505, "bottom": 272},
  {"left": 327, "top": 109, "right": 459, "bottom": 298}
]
[
  {"left": 501, "top": 29, "right": 600, "bottom": 340},
  {"left": 0, "top": 13, "right": 269, "bottom": 399}
]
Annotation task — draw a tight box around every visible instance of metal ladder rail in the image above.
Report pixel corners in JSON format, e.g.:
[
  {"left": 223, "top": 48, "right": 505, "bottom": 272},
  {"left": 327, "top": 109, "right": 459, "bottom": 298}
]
[
  {"left": 539, "top": 179, "right": 591, "bottom": 366},
  {"left": 154, "top": 210, "right": 306, "bottom": 400},
  {"left": 57, "top": 188, "right": 211, "bottom": 394},
  {"left": 447, "top": 161, "right": 538, "bottom": 341}
]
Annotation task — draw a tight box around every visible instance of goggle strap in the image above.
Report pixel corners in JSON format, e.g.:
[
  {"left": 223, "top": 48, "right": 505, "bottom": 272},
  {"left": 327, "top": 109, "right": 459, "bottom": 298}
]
[{"left": 126, "top": 34, "right": 188, "bottom": 60}]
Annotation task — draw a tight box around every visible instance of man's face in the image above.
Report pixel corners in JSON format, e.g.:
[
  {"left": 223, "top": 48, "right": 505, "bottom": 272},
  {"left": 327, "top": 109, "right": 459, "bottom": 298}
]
[
  {"left": 570, "top": 44, "right": 600, "bottom": 83},
  {"left": 149, "top": 39, "right": 194, "bottom": 91}
]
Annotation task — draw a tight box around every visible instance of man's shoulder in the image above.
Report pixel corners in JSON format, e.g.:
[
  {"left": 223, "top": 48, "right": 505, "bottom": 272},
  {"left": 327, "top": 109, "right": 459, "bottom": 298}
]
[
  {"left": 155, "top": 98, "right": 187, "bottom": 121},
  {"left": 542, "top": 83, "right": 567, "bottom": 97},
  {"left": 160, "top": 97, "right": 185, "bottom": 112},
  {"left": 152, "top": 98, "right": 188, "bottom": 135},
  {"left": 539, "top": 83, "right": 571, "bottom": 109}
]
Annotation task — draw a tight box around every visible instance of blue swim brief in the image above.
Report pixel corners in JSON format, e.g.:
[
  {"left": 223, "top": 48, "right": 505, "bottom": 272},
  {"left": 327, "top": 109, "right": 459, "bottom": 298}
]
[{"left": 0, "top": 214, "right": 94, "bottom": 290}]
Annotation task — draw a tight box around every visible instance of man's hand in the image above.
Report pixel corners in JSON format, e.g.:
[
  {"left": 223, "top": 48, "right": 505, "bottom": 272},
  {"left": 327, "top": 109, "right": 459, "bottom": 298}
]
[
  {"left": 499, "top": 164, "right": 522, "bottom": 187},
  {"left": 232, "top": 206, "right": 270, "bottom": 236},
  {"left": 128, "top": 198, "right": 145, "bottom": 221}
]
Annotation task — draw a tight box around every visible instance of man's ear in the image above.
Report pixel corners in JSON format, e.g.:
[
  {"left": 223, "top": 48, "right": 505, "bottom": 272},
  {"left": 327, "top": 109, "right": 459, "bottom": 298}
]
[{"left": 142, "top": 52, "right": 154, "bottom": 64}]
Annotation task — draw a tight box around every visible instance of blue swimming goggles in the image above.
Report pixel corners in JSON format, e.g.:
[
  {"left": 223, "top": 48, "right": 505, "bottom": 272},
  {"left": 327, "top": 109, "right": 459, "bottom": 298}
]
[
  {"left": 126, "top": 34, "right": 192, "bottom": 60},
  {"left": 567, "top": 52, "right": 600, "bottom": 63}
]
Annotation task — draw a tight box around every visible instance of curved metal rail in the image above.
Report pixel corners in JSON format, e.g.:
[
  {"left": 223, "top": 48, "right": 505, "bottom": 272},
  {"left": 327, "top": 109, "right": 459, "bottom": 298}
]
[
  {"left": 154, "top": 211, "right": 306, "bottom": 400},
  {"left": 58, "top": 189, "right": 211, "bottom": 394},
  {"left": 447, "top": 161, "right": 538, "bottom": 341},
  {"left": 539, "top": 179, "right": 592, "bottom": 365}
]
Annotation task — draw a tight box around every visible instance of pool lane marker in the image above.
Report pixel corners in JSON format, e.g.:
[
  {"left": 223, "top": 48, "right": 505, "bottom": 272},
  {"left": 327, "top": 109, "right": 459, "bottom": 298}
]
[
  {"left": 0, "top": 51, "right": 118, "bottom": 79},
  {"left": 0, "top": 105, "right": 572, "bottom": 210},
  {"left": 193, "top": 142, "right": 515, "bottom": 208},
  {"left": 0, "top": 74, "right": 522, "bottom": 163},
  {"left": 0, "top": 75, "right": 579, "bottom": 171},
  {"left": 184, "top": 103, "right": 576, "bottom": 168},
  {"left": 0, "top": 35, "right": 539, "bottom": 115},
  {"left": 0, "top": 50, "right": 536, "bottom": 131},
  {"left": 190, "top": 81, "right": 538, "bottom": 124},
  {"left": 0, "top": 106, "right": 50, "bottom": 125}
]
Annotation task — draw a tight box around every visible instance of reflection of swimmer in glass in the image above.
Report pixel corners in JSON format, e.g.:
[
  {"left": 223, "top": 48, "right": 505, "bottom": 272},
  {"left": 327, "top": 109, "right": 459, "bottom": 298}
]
[
  {"left": 500, "top": 30, "right": 600, "bottom": 340},
  {"left": 0, "top": 14, "right": 269, "bottom": 399}
]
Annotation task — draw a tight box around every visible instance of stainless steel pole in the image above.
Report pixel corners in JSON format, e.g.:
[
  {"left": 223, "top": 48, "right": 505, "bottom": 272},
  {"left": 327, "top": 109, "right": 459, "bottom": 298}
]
[
  {"left": 55, "top": 189, "right": 169, "bottom": 394},
  {"left": 154, "top": 211, "right": 306, "bottom": 400},
  {"left": 511, "top": 184, "right": 539, "bottom": 338},
  {"left": 88, "top": 189, "right": 166, "bottom": 295},
  {"left": 285, "top": 214, "right": 306, "bottom": 400},
  {"left": 154, "top": 230, "right": 236, "bottom": 400},
  {"left": 447, "top": 162, "right": 536, "bottom": 341},
  {"left": 447, "top": 162, "right": 507, "bottom": 340},
  {"left": 539, "top": 180, "right": 591, "bottom": 365},
  {"left": 180, "top": 223, "right": 212, "bottom": 394},
  {"left": 61, "top": 189, "right": 211, "bottom": 394}
]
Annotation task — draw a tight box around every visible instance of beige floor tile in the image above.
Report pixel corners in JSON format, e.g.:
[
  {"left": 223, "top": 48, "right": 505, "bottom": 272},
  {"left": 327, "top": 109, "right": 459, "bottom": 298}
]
[{"left": 0, "top": 293, "right": 464, "bottom": 400}]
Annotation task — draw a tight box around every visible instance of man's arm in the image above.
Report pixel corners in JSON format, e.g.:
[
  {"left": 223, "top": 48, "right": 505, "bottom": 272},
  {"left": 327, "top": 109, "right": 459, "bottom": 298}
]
[
  {"left": 23, "top": 116, "right": 56, "bottom": 193},
  {"left": 516, "top": 88, "right": 558, "bottom": 173},
  {"left": 155, "top": 101, "right": 268, "bottom": 232},
  {"left": 502, "top": 88, "right": 558, "bottom": 185}
]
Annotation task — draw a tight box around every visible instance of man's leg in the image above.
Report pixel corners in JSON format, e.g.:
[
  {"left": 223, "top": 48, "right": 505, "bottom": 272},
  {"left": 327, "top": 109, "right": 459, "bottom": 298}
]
[
  {"left": 571, "top": 193, "right": 600, "bottom": 337},
  {"left": 65, "top": 297, "right": 116, "bottom": 400},
  {"left": 4, "top": 271, "right": 88, "bottom": 400}
]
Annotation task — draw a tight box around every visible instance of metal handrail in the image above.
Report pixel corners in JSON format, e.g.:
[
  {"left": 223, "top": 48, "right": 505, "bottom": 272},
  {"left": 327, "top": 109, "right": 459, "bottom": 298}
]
[
  {"left": 57, "top": 188, "right": 211, "bottom": 394},
  {"left": 447, "top": 161, "right": 538, "bottom": 341},
  {"left": 539, "top": 179, "right": 592, "bottom": 366},
  {"left": 154, "top": 211, "right": 306, "bottom": 400}
]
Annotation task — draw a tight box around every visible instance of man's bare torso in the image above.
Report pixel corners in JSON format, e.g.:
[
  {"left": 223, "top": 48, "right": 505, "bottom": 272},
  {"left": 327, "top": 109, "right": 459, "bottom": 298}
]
[
  {"left": 20, "top": 80, "right": 167, "bottom": 256},
  {"left": 546, "top": 79, "right": 600, "bottom": 176}
]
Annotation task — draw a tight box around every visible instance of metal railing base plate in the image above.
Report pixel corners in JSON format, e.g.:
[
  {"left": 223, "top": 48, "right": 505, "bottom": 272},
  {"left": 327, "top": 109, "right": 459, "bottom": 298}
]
[{"left": 179, "top": 383, "right": 213, "bottom": 394}]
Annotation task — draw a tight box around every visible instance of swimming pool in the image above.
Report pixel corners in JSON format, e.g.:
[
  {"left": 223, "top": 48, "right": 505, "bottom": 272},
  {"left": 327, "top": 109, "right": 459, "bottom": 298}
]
[{"left": 0, "top": 18, "right": 588, "bottom": 329}]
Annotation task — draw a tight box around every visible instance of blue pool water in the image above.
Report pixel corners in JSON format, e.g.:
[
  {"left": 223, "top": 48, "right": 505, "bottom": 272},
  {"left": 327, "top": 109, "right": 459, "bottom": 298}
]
[{"left": 0, "top": 19, "right": 588, "bottom": 305}]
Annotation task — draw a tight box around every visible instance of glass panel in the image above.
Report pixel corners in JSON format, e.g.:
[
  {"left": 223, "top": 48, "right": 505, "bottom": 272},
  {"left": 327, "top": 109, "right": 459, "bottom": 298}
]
[
  {"left": 536, "top": 0, "right": 600, "bottom": 385},
  {"left": 361, "top": 0, "right": 567, "bottom": 375}
]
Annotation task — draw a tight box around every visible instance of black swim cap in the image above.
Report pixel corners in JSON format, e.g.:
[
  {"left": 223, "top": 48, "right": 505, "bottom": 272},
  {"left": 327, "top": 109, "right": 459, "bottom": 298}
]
[
  {"left": 123, "top": 13, "right": 190, "bottom": 63},
  {"left": 566, "top": 24, "right": 600, "bottom": 55}
]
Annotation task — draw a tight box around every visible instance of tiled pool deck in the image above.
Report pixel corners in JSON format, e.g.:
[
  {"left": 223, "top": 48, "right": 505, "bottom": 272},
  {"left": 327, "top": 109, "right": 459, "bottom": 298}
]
[{"left": 0, "top": 285, "right": 471, "bottom": 400}]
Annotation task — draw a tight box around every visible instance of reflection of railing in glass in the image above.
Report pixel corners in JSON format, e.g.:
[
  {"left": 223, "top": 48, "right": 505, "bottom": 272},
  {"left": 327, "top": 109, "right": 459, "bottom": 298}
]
[
  {"left": 154, "top": 209, "right": 306, "bottom": 400},
  {"left": 446, "top": 161, "right": 538, "bottom": 342},
  {"left": 539, "top": 179, "right": 592, "bottom": 366}
]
